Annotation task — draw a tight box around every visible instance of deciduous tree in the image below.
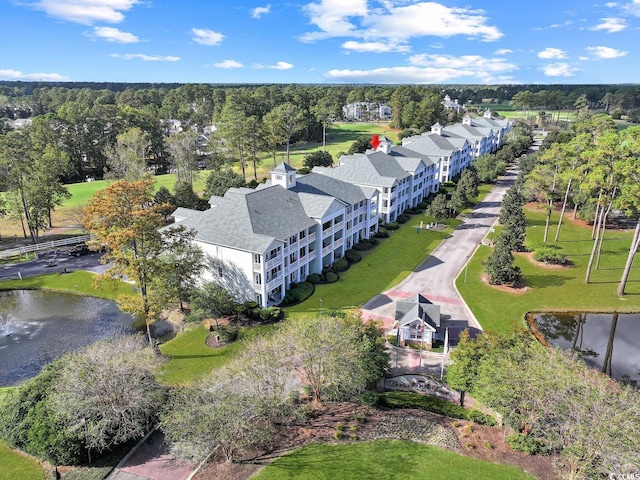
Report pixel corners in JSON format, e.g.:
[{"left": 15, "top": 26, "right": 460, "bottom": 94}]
[{"left": 83, "top": 179, "right": 202, "bottom": 343}]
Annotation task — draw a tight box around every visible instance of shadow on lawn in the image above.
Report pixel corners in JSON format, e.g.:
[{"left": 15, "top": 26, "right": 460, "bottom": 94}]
[{"left": 524, "top": 274, "right": 568, "bottom": 288}]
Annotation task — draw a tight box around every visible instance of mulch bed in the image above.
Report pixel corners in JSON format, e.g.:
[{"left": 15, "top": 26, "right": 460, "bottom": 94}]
[{"left": 192, "top": 402, "right": 558, "bottom": 480}]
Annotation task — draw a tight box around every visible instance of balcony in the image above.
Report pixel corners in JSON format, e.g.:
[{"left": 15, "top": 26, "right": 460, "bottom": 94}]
[
  {"left": 333, "top": 221, "right": 344, "bottom": 231},
  {"left": 266, "top": 274, "right": 282, "bottom": 291},
  {"left": 265, "top": 256, "right": 280, "bottom": 270},
  {"left": 322, "top": 244, "right": 332, "bottom": 256}
]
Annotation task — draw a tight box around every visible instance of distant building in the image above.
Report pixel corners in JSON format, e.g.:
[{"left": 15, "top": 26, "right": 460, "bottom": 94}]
[
  {"left": 442, "top": 94, "right": 465, "bottom": 114},
  {"left": 343, "top": 102, "right": 392, "bottom": 121}
]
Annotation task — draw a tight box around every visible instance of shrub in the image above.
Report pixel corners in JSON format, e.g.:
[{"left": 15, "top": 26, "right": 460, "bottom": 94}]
[
  {"left": 325, "top": 271, "right": 339, "bottom": 283},
  {"left": 353, "top": 241, "right": 372, "bottom": 251},
  {"left": 332, "top": 258, "right": 349, "bottom": 272},
  {"left": 216, "top": 325, "right": 239, "bottom": 342},
  {"left": 375, "top": 228, "right": 389, "bottom": 238},
  {"left": 532, "top": 245, "right": 565, "bottom": 265},
  {"left": 397, "top": 214, "right": 411, "bottom": 223},
  {"left": 384, "top": 222, "right": 400, "bottom": 230},
  {"left": 360, "top": 390, "right": 380, "bottom": 406},
  {"left": 344, "top": 249, "right": 362, "bottom": 264},
  {"left": 259, "top": 306, "right": 281, "bottom": 322},
  {"left": 280, "top": 282, "right": 313, "bottom": 306},
  {"left": 506, "top": 433, "right": 546, "bottom": 455},
  {"left": 297, "top": 167, "right": 311, "bottom": 175},
  {"left": 467, "top": 409, "right": 497, "bottom": 426},
  {"left": 307, "top": 273, "right": 321, "bottom": 284},
  {"left": 379, "top": 391, "right": 496, "bottom": 425}
]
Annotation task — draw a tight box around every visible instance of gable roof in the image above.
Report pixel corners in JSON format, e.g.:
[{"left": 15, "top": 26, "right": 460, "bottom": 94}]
[
  {"left": 314, "top": 153, "right": 409, "bottom": 188},
  {"left": 396, "top": 293, "right": 441, "bottom": 330},
  {"left": 170, "top": 185, "right": 317, "bottom": 253}
]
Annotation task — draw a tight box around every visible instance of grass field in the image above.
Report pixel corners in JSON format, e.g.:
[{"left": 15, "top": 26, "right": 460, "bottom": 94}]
[
  {"left": 0, "top": 443, "right": 44, "bottom": 480},
  {"left": 284, "top": 215, "right": 459, "bottom": 317},
  {"left": 252, "top": 440, "right": 535, "bottom": 480},
  {"left": 157, "top": 323, "right": 274, "bottom": 385},
  {"left": 0, "top": 270, "right": 135, "bottom": 301},
  {"left": 0, "top": 123, "right": 398, "bottom": 240},
  {"left": 457, "top": 207, "right": 640, "bottom": 333}
]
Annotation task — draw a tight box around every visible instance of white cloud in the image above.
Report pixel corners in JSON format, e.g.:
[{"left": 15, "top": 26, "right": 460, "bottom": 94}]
[
  {"left": 621, "top": 0, "right": 640, "bottom": 16},
  {"left": 110, "top": 53, "right": 180, "bottom": 61},
  {"left": 494, "top": 48, "right": 512, "bottom": 55},
  {"left": 537, "top": 48, "right": 567, "bottom": 59},
  {"left": 251, "top": 4, "right": 271, "bottom": 18},
  {"left": 24, "top": 0, "right": 139, "bottom": 25},
  {"left": 341, "top": 40, "right": 411, "bottom": 53},
  {"left": 271, "top": 61, "right": 293, "bottom": 70},
  {"left": 87, "top": 26, "right": 139, "bottom": 43},
  {"left": 213, "top": 59, "right": 243, "bottom": 68},
  {"left": 191, "top": 28, "right": 224, "bottom": 46},
  {"left": 324, "top": 53, "right": 518, "bottom": 84},
  {"left": 300, "top": 0, "right": 367, "bottom": 42},
  {"left": 586, "top": 46, "right": 628, "bottom": 58},
  {"left": 255, "top": 61, "right": 294, "bottom": 70},
  {"left": 541, "top": 63, "right": 578, "bottom": 77},
  {"left": 0, "top": 69, "right": 70, "bottom": 81},
  {"left": 590, "top": 17, "right": 627, "bottom": 32},
  {"left": 300, "top": 0, "right": 502, "bottom": 44}
]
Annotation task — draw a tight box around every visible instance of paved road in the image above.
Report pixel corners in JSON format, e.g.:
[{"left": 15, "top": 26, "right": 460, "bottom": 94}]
[
  {"left": 361, "top": 167, "right": 518, "bottom": 346},
  {"left": 0, "top": 249, "right": 107, "bottom": 281}
]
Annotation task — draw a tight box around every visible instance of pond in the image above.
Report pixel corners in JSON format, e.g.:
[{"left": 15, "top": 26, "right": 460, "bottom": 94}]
[
  {"left": 529, "top": 311, "right": 640, "bottom": 385},
  {"left": 0, "top": 290, "right": 136, "bottom": 387}
]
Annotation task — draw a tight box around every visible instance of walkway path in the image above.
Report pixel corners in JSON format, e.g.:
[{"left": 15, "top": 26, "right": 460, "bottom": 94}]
[{"left": 361, "top": 167, "right": 518, "bottom": 346}]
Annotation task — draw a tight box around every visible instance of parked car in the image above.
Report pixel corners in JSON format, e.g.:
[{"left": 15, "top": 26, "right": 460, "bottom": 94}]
[{"left": 68, "top": 244, "right": 90, "bottom": 256}]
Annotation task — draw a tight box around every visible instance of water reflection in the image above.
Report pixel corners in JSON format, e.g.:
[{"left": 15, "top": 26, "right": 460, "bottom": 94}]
[
  {"left": 0, "top": 290, "right": 135, "bottom": 386},
  {"left": 530, "top": 312, "right": 640, "bottom": 385}
]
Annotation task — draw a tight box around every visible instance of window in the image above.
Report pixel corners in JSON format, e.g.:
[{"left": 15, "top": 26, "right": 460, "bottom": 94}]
[
  {"left": 217, "top": 266, "right": 223, "bottom": 278},
  {"left": 300, "top": 230, "right": 306, "bottom": 239},
  {"left": 255, "top": 273, "right": 262, "bottom": 284},
  {"left": 290, "top": 235, "right": 297, "bottom": 244},
  {"left": 254, "top": 254, "right": 261, "bottom": 264}
]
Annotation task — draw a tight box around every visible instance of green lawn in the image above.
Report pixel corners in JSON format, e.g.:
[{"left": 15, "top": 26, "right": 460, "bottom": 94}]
[
  {"left": 0, "top": 443, "right": 44, "bottom": 480},
  {"left": 458, "top": 208, "right": 640, "bottom": 333},
  {"left": 285, "top": 215, "right": 459, "bottom": 316},
  {"left": 0, "top": 271, "right": 135, "bottom": 301},
  {"left": 157, "top": 323, "right": 274, "bottom": 385},
  {"left": 252, "top": 440, "right": 535, "bottom": 480}
]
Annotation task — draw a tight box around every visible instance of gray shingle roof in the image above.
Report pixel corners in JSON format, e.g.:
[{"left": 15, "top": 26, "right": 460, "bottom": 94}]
[
  {"left": 171, "top": 185, "right": 317, "bottom": 253},
  {"left": 293, "top": 172, "right": 368, "bottom": 206},
  {"left": 396, "top": 294, "right": 441, "bottom": 329}
]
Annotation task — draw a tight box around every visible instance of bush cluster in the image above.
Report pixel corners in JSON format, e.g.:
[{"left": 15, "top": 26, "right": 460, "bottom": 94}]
[
  {"left": 506, "top": 433, "right": 546, "bottom": 455},
  {"left": 332, "top": 258, "right": 349, "bottom": 272},
  {"left": 397, "top": 214, "right": 411, "bottom": 223},
  {"left": 532, "top": 245, "right": 565, "bottom": 264},
  {"left": 375, "top": 227, "right": 389, "bottom": 238},
  {"left": 240, "top": 301, "right": 282, "bottom": 322},
  {"left": 353, "top": 238, "right": 378, "bottom": 251},
  {"left": 280, "top": 282, "right": 314, "bottom": 306},
  {"left": 379, "top": 391, "right": 497, "bottom": 426},
  {"left": 344, "top": 249, "right": 362, "bottom": 264},
  {"left": 383, "top": 222, "right": 400, "bottom": 230}
]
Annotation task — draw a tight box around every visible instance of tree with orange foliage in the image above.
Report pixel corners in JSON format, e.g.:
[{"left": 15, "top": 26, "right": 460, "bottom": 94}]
[{"left": 83, "top": 179, "right": 204, "bottom": 344}]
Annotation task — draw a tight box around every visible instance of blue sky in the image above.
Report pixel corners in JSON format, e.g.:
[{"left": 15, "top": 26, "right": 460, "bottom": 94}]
[{"left": 1, "top": 0, "right": 639, "bottom": 84}]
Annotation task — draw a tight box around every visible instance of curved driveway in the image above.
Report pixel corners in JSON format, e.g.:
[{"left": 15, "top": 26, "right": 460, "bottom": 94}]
[{"left": 361, "top": 167, "right": 517, "bottom": 344}]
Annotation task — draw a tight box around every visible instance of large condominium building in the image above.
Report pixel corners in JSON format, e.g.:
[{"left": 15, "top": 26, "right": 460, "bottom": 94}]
[
  {"left": 171, "top": 163, "right": 378, "bottom": 307},
  {"left": 171, "top": 111, "right": 512, "bottom": 306}
]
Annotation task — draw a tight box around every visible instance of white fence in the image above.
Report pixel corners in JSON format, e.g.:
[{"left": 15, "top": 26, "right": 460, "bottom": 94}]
[{"left": 0, "top": 235, "right": 92, "bottom": 260}]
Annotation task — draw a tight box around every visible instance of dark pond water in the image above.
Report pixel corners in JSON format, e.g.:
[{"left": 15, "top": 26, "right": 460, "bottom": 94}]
[
  {"left": 0, "top": 290, "right": 136, "bottom": 387},
  {"left": 530, "top": 311, "right": 640, "bottom": 384}
]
